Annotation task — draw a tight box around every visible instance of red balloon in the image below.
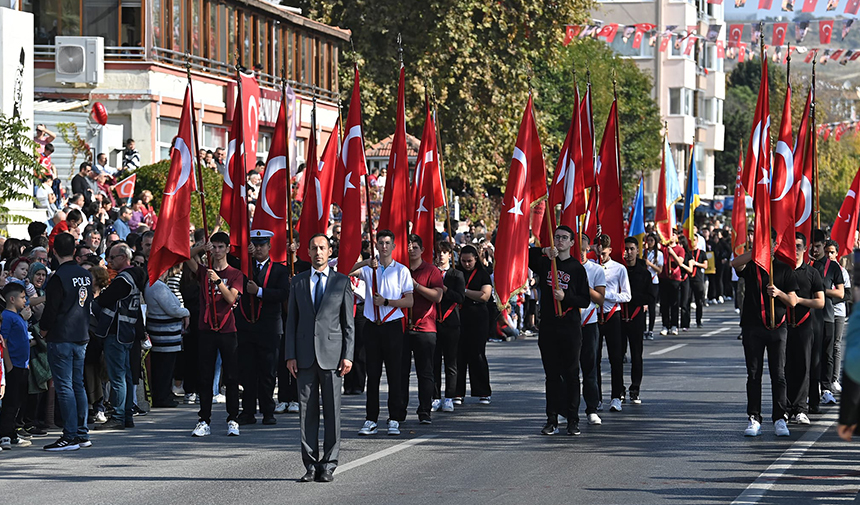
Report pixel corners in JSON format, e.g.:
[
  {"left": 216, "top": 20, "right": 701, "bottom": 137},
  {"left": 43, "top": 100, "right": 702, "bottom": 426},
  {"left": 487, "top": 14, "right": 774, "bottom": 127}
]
[{"left": 92, "top": 102, "right": 108, "bottom": 126}]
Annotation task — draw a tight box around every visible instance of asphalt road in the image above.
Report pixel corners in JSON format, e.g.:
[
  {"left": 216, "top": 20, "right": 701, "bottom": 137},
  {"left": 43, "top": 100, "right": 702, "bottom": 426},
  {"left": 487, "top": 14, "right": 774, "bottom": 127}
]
[{"left": 3, "top": 302, "right": 859, "bottom": 505}]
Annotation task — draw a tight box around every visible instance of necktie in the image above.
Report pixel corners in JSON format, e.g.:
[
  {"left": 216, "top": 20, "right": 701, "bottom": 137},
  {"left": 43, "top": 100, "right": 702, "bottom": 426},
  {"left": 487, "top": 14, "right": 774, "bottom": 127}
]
[
  {"left": 255, "top": 262, "right": 264, "bottom": 282},
  {"left": 314, "top": 271, "right": 324, "bottom": 313}
]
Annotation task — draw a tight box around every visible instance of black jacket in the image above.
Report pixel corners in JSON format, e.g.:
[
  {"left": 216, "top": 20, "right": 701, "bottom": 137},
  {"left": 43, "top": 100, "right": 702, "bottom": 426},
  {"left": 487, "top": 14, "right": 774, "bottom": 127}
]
[
  {"left": 235, "top": 260, "right": 290, "bottom": 338},
  {"left": 528, "top": 248, "right": 590, "bottom": 327},
  {"left": 438, "top": 267, "right": 465, "bottom": 329},
  {"left": 625, "top": 259, "right": 654, "bottom": 309}
]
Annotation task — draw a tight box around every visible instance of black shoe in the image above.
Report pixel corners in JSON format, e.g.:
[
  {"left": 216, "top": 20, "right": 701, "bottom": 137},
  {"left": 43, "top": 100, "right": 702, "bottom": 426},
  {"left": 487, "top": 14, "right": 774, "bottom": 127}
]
[
  {"left": 43, "top": 437, "right": 80, "bottom": 451},
  {"left": 299, "top": 468, "right": 317, "bottom": 483},
  {"left": 132, "top": 404, "right": 147, "bottom": 416},
  {"left": 152, "top": 401, "right": 178, "bottom": 408},
  {"left": 237, "top": 415, "right": 257, "bottom": 426},
  {"left": 262, "top": 416, "right": 277, "bottom": 425},
  {"left": 125, "top": 419, "right": 135, "bottom": 428},
  {"left": 95, "top": 418, "right": 125, "bottom": 430},
  {"left": 25, "top": 425, "right": 48, "bottom": 437},
  {"left": 75, "top": 437, "right": 93, "bottom": 448},
  {"left": 15, "top": 427, "right": 32, "bottom": 439},
  {"left": 809, "top": 406, "right": 823, "bottom": 414},
  {"left": 316, "top": 469, "right": 334, "bottom": 483},
  {"left": 541, "top": 422, "right": 559, "bottom": 435},
  {"left": 567, "top": 422, "right": 581, "bottom": 436},
  {"left": 697, "top": 322, "right": 703, "bottom": 328},
  {"left": 419, "top": 414, "right": 432, "bottom": 425}
]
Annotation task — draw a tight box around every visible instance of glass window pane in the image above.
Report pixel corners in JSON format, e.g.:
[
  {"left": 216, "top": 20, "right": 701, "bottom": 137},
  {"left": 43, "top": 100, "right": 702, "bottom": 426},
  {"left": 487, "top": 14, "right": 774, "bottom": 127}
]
[
  {"left": 669, "top": 88, "right": 680, "bottom": 115},
  {"left": 171, "top": 0, "right": 182, "bottom": 51},
  {"left": 29, "top": 0, "right": 82, "bottom": 43},
  {"left": 191, "top": 0, "right": 200, "bottom": 56},
  {"left": 121, "top": 0, "right": 141, "bottom": 47},
  {"left": 203, "top": 124, "right": 227, "bottom": 150},
  {"left": 227, "top": 6, "right": 235, "bottom": 64},
  {"left": 159, "top": 119, "right": 179, "bottom": 143},
  {"left": 151, "top": 0, "right": 161, "bottom": 47},
  {"left": 243, "top": 12, "right": 251, "bottom": 68},
  {"left": 83, "top": 0, "right": 119, "bottom": 45}
]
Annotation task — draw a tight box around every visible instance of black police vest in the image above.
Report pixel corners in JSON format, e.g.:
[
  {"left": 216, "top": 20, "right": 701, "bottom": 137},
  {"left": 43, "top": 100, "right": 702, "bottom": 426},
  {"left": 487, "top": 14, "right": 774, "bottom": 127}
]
[{"left": 45, "top": 262, "right": 93, "bottom": 343}]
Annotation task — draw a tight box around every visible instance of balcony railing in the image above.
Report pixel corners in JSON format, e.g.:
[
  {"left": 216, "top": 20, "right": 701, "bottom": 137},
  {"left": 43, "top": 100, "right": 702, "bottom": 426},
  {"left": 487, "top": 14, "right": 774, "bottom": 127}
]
[{"left": 34, "top": 44, "right": 338, "bottom": 102}]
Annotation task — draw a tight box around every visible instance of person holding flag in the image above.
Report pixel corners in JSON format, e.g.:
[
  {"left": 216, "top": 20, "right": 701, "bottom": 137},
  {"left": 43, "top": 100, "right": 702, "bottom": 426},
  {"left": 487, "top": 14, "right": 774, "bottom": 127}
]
[
  {"left": 594, "top": 233, "right": 631, "bottom": 413},
  {"left": 621, "top": 236, "right": 654, "bottom": 405}
]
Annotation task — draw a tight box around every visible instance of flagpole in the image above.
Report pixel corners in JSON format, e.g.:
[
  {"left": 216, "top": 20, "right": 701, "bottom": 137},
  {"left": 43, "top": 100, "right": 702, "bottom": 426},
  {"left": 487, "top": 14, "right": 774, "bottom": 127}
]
[
  {"left": 186, "top": 56, "right": 219, "bottom": 331},
  {"left": 282, "top": 70, "right": 295, "bottom": 277},
  {"left": 760, "top": 24, "right": 775, "bottom": 329},
  {"left": 430, "top": 84, "right": 455, "bottom": 244},
  {"left": 812, "top": 59, "right": 820, "bottom": 230}
]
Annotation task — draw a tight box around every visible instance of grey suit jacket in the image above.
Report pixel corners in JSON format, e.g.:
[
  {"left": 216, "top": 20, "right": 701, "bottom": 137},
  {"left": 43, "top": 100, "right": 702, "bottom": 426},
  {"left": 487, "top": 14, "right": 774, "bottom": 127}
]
[{"left": 285, "top": 268, "right": 355, "bottom": 371}]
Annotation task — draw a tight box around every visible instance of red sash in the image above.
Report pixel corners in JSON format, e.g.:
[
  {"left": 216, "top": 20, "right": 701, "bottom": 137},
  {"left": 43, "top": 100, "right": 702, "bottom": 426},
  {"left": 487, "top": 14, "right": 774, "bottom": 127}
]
[{"left": 239, "top": 261, "right": 274, "bottom": 322}]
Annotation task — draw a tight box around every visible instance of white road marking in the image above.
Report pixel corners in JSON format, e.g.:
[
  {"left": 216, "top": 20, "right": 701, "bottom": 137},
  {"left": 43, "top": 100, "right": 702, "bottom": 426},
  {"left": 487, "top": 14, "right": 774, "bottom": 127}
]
[
  {"left": 337, "top": 435, "right": 438, "bottom": 474},
  {"left": 703, "top": 327, "right": 730, "bottom": 337},
  {"left": 731, "top": 410, "right": 839, "bottom": 505},
  {"left": 650, "top": 343, "right": 687, "bottom": 355}
]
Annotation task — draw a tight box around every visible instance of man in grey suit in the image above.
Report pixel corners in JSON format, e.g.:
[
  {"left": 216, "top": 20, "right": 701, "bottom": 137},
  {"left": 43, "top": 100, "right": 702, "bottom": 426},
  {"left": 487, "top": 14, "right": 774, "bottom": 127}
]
[{"left": 286, "top": 233, "right": 355, "bottom": 483}]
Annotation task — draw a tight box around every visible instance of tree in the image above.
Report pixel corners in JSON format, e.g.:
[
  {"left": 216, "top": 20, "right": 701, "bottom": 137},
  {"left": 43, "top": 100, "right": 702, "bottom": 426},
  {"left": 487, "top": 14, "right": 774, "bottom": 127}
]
[
  {"left": 0, "top": 113, "right": 41, "bottom": 226},
  {"left": 295, "top": 0, "right": 594, "bottom": 193},
  {"left": 133, "top": 160, "right": 223, "bottom": 230},
  {"left": 534, "top": 38, "right": 662, "bottom": 202}
]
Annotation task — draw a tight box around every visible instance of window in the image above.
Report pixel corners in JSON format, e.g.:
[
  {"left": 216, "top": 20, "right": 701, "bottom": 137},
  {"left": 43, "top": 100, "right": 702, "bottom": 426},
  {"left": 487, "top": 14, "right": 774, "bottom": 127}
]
[
  {"left": 608, "top": 30, "right": 655, "bottom": 58},
  {"left": 158, "top": 118, "right": 180, "bottom": 161},
  {"left": 25, "top": 0, "right": 82, "bottom": 43},
  {"left": 150, "top": 0, "right": 161, "bottom": 48},
  {"left": 120, "top": 0, "right": 141, "bottom": 46},
  {"left": 669, "top": 88, "right": 693, "bottom": 116},
  {"left": 190, "top": 0, "right": 200, "bottom": 56},
  {"left": 83, "top": 0, "right": 119, "bottom": 45},
  {"left": 669, "top": 35, "right": 695, "bottom": 60},
  {"left": 203, "top": 124, "right": 227, "bottom": 151},
  {"left": 704, "top": 43, "right": 724, "bottom": 71}
]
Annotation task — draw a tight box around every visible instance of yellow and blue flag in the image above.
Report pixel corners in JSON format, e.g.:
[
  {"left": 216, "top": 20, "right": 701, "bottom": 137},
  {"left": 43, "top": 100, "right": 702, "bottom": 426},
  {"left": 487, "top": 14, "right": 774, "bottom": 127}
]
[
  {"left": 681, "top": 149, "right": 700, "bottom": 243},
  {"left": 628, "top": 177, "right": 646, "bottom": 255}
]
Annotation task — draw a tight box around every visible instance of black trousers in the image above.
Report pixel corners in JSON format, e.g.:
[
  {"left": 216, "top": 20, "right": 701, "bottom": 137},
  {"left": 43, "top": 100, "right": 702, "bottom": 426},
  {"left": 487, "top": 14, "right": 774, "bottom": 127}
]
[
  {"left": 364, "top": 320, "right": 406, "bottom": 423},
  {"left": 175, "top": 311, "right": 200, "bottom": 394},
  {"left": 83, "top": 335, "right": 104, "bottom": 409},
  {"left": 660, "top": 279, "right": 681, "bottom": 329},
  {"left": 343, "top": 308, "right": 367, "bottom": 394},
  {"left": 198, "top": 331, "right": 240, "bottom": 424},
  {"left": 821, "top": 320, "right": 836, "bottom": 393},
  {"left": 238, "top": 332, "right": 278, "bottom": 417},
  {"left": 679, "top": 279, "right": 692, "bottom": 329},
  {"left": 400, "top": 330, "right": 436, "bottom": 418},
  {"left": 580, "top": 323, "right": 600, "bottom": 415},
  {"left": 620, "top": 311, "right": 646, "bottom": 395},
  {"left": 539, "top": 325, "right": 583, "bottom": 423},
  {"left": 598, "top": 313, "right": 626, "bottom": 399},
  {"left": 455, "top": 307, "right": 492, "bottom": 398},
  {"left": 277, "top": 334, "right": 299, "bottom": 403},
  {"left": 786, "top": 323, "right": 814, "bottom": 415},
  {"left": 647, "top": 283, "right": 659, "bottom": 332},
  {"left": 150, "top": 352, "right": 178, "bottom": 407},
  {"left": 433, "top": 323, "right": 459, "bottom": 399},
  {"left": 687, "top": 279, "right": 705, "bottom": 327},
  {"left": 0, "top": 367, "right": 28, "bottom": 439},
  {"left": 742, "top": 325, "right": 789, "bottom": 423}
]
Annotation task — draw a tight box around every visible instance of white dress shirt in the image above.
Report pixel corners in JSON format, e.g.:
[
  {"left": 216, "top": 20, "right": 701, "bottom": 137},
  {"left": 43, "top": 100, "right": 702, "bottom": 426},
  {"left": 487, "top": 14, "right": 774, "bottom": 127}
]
[
  {"left": 252, "top": 259, "right": 270, "bottom": 298},
  {"left": 600, "top": 258, "right": 631, "bottom": 313},
  {"left": 310, "top": 265, "right": 331, "bottom": 306},
  {"left": 358, "top": 260, "right": 413, "bottom": 322},
  {"left": 581, "top": 259, "right": 607, "bottom": 325}
]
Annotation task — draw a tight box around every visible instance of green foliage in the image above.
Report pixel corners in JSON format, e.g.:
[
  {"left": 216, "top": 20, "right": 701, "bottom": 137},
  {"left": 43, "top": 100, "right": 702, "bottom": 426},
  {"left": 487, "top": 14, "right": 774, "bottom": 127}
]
[
  {"left": 534, "top": 38, "right": 662, "bottom": 202},
  {"left": 818, "top": 134, "right": 860, "bottom": 225},
  {"left": 297, "top": 0, "right": 594, "bottom": 191},
  {"left": 132, "top": 160, "right": 223, "bottom": 229},
  {"left": 0, "top": 113, "right": 41, "bottom": 226},
  {"left": 56, "top": 122, "right": 92, "bottom": 168}
]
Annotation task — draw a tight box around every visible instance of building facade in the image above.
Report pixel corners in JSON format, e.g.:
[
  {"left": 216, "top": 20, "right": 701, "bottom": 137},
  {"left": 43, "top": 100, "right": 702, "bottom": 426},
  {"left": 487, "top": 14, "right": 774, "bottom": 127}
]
[{"left": 597, "top": 0, "right": 726, "bottom": 205}]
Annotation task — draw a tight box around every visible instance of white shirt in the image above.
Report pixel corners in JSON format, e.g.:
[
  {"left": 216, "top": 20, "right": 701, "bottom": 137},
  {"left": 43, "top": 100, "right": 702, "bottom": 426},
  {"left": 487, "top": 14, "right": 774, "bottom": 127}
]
[
  {"left": 251, "top": 259, "right": 270, "bottom": 298},
  {"left": 646, "top": 249, "right": 664, "bottom": 284},
  {"left": 358, "top": 260, "right": 413, "bottom": 322},
  {"left": 696, "top": 234, "right": 706, "bottom": 251},
  {"left": 600, "top": 258, "right": 631, "bottom": 313},
  {"left": 310, "top": 265, "right": 331, "bottom": 306},
  {"left": 581, "top": 259, "right": 607, "bottom": 325},
  {"left": 95, "top": 162, "right": 117, "bottom": 176},
  {"left": 835, "top": 266, "right": 850, "bottom": 318}
]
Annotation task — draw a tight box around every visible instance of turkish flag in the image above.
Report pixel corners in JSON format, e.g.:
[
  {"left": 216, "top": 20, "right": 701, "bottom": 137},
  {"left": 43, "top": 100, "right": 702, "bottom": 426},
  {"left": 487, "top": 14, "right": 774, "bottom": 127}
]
[
  {"left": 222, "top": 93, "right": 250, "bottom": 276},
  {"left": 564, "top": 25, "right": 582, "bottom": 45},
  {"left": 684, "top": 36, "right": 696, "bottom": 55},
  {"left": 805, "top": 48, "right": 818, "bottom": 63},
  {"left": 251, "top": 90, "right": 290, "bottom": 264},
  {"left": 742, "top": 53, "right": 770, "bottom": 195},
  {"left": 595, "top": 100, "right": 625, "bottom": 263},
  {"left": 773, "top": 23, "right": 788, "bottom": 46},
  {"left": 739, "top": 42, "right": 748, "bottom": 62},
  {"left": 831, "top": 167, "right": 860, "bottom": 257},
  {"left": 820, "top": 20, "right": 834, "bottom": 44},
  {"left": 831, "top": 48, "right": 845, "bottom": 59},
  {"left": 802, "top": 0, "right": 819, "bottom": 10},
  {"left": 729, "top": 24, "right": 745, "bottom": 47},
  {"left": 732, "top": 149, "right": 747, "bottom": 257},
  {"left": 583, "top": 187, "right": 598, "bottom": 245},
  {"left": 659, "top": 34, "right": 672, "bottom": 52},
  {"left": 148, "top": 83, "right": 197, "bottom": 286},
  {"left": 580, "top": 84, "right": 596, "bottom": 188},
  {"left": 411, "top": 101, "right": 445, "bottom": 263},
  {"left": 632, "top": 29, "right": 645, "bottom": 49},
  {"left": 599, "top": 23, "right": 619, "bottom": 43},
  {"left": 759, "top": 0, "right": 773, "bottom": 8},
  {"left": 297, "top": 121, "right": 339, "bottom": 262},
  {"left": 493, "top": 95, "right": 547, "bottom": 311},
  {"left": 795, "top": 89, "right": 814, "bottom": 261},
  {"left": 333, "top": 66, "right": 368, "bottom": 272},
  {"left": 221, "top": 103, "right": 243, "bottom": 226},
  {"left": 239, "top": 70, "right": 260, "bottom": 175},
  {"left": 717, "top": 40, "right": 726, "bottom": 58},
  {"left": 377, "top": 64, "right": 410, "bottom": 265},
  {"left": 847, "top": 0, "right": 860, "bottom": 14},
  {"left": 113, "top": 173, "right": 136, "bottom": 200},
  {"left": 771, "top": 86, "right": 796, "bottom": 266},
  {"left": 656, "top": 140, "right": 673, "bottom": 243}
]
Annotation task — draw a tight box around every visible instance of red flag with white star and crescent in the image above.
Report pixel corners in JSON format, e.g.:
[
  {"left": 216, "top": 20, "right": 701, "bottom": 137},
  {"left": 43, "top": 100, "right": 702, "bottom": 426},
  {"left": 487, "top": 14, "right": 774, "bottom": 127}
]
[
  {"left": 250, "top": 90, "right": 289, "bottom": 263},
  {"left": 493, "top": 95, "right": 547, "bottom": 311},
  {"left": 411, "top": 100, "right": 445, "bottom": 263}
]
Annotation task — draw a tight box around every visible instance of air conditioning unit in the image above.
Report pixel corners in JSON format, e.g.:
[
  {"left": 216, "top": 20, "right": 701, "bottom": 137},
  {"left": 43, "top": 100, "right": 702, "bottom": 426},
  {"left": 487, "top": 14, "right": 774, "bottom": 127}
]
[{"left": 55, "top": 36, "right": 104, "bottom": 85}]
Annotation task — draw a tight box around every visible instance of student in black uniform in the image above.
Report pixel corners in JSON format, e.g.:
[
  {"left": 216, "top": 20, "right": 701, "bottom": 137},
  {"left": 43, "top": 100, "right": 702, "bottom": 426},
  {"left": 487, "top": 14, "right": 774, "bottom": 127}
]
[
  {"left": 810, "top": 229, "right": 844, "bottom": 412},
  {"left": 686, "top": 243, "right": 709, "bottom": 328},
  {"left": 530, "top": 225, "right": 591, "bottom": 436},
  {"left": 236, "top": 230, "right": 290, "bottom": 426},
  {"left": 786, "top": 232, "right": 824, "bottom": 425},
  {"left": 677, "top": 236, "right": 694, "bottom": 331},
  {"left": 732, "top": 231, "right": 798, "bottom": 437},
  {"left": 621, "top": 237, "right": 654, "bottom": 404},
  {"left": 432, "top": 240, "right": 465, "bottom": 413}
]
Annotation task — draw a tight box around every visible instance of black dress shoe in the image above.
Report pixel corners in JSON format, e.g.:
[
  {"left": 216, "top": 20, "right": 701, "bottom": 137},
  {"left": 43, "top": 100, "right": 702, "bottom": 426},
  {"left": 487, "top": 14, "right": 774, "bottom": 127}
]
[
  {"left": 299, "top": 468, "right": 317, "bottom": 483},
  {"left": 237, "top": 416, "right": 257, "bottom": 426},
  {"left": 316, "top": 469, "right": 334, "bottom": 482},
  {"left": 262, "top": 416, "right": 277, "bottom": 425}
]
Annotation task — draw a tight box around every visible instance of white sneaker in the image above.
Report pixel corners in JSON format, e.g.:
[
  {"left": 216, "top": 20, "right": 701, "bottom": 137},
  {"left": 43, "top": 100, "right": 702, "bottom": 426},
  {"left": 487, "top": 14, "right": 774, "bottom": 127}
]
[
  {"left": 0, "top": 437, "right": 11, "bottom": 450},
  {"left": 660, "top": 327, "right": 669, "bottom": 336},
  {"left": 558, "top": 415, "right": 567, "bottom": 424},
  {"left": 587, "top": 413, "right": 602, "bottom": 425},
  {"left": 609, "top": 398, "right": 623, "bottom": 412},
  {"left": 690, "top": 302, "right": 696, "bottom": 309},
  {"left": 192, "top": 421, "right": 211, "bottom": 437},
  {"left": 452, "top": 397, "right": 463, "bottom": 405},
  {"left": 172, "top": 384, "right": 185, "bottom": 396},
  {"left": 795, "top": 413, "right": 811, "bottom": 425},
  {"left": 596, "top": 401, "right": 603, "bottom": 412},
  {"left": 822, "top": 390, "right": 837, "bottom": 405},
  {"left": 442, "top": 398, "right": 454, "bottom": 412},
  {"left": 718, "top": 296, "right": 724, "bottom": 304},
  {"left": 287, "top": 401, "right": 300, "bottom": 413},
  {"left": 388, "top": 420, "right": 400, "bottom": 436},
  {"left": 214, "top": 394, "right": 227, "bottom": 404},
  {"left": 479, "top": 396, "right": 491, "bottom": 405},
  {"left": 431, "top": 399, "right": 441, "bottom": 412},
  {"left": 274, "top": 402, "right": 288, "bottom": 414},
  {"left": 184, "top": 393, "right": 197, "bottom": 404},
  {"left": 227, "top": 420, "right": 240, "bottom": 436},
  {"left": 744, "top": 417, "right": 761, "bottom": 437},
  {"left": 774, "top": 419, "right": 790, "bottom": 437},
  {"left": 735, "top": 308, "right": 741, "bottom": 314},
  {"left": 94, "top": 411, "right": 108, "bottom": 423},
  {"left": 358, "top": 420, "right": 378, "bottom": 435},
  {"left": 670, "top": 327, "right": 679, "bottom": 335},
  {"left": 833, "top": 380, "right": 843, "bottom": 393}
]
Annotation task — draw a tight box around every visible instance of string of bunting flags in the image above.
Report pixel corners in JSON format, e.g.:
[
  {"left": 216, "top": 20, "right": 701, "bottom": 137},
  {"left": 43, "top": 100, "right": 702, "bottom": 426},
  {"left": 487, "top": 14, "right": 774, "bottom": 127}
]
[
  {"left": 818, "top": 120, "right": 860, "bottom": 140},
  {"left": 565, "top": 18, "right": 860, "bottom": 64}
]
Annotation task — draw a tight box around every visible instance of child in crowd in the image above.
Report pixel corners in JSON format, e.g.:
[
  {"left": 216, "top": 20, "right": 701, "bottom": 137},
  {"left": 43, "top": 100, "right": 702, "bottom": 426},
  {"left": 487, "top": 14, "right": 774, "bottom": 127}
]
[{"left": 0, "top": 283, "right": 33, "bottom": 449}]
